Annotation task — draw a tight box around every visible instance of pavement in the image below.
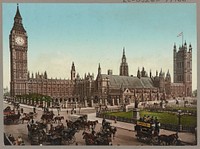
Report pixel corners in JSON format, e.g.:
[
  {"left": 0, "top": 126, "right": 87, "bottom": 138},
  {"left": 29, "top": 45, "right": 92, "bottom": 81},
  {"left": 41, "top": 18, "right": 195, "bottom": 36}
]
[
  {"left": 87, "top": 113, "right": 196, "bottom": 145},
  {"left": 4, "top": 101, "right": 196, "bottom": 145}
]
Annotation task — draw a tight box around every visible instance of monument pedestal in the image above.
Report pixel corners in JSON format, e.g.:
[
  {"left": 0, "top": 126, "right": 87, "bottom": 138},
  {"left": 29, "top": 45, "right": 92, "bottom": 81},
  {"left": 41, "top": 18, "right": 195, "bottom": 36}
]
[{"left": 133, "top": 108, "right": 140, "bottom": 121}]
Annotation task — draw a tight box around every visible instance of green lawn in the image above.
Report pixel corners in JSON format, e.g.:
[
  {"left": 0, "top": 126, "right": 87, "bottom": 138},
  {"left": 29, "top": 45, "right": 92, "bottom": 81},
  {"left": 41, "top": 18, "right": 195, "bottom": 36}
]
[{"left": 106, "top": 110, "right": 197, "bottom": 126}]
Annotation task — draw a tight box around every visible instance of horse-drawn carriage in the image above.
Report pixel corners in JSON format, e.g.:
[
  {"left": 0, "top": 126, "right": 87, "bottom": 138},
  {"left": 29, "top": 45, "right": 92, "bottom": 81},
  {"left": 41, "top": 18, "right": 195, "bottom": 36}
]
[
  {"left": 66, "top": 114, "right": 88, "bottom": 131},
  {"left": 41, "top": 111, "right": 55, "bottom": 123},
  {"left": 135, "top": 119, "right": 180, "bottom": 145},
  {"left": 4, "top": 106, "right": 15, "bottom": 115},
  {"left": 135, "top": 120, "right": 158, "bottom": 145},
  {"left": 82, "top": 127, "right": 113, "bottom": 145},
  {"left": 28, "top": 123, "right": 46, "bottom": 145},
  {"left": 82, "top": 120, "right": 116, "bottom": 145},
  {"left": 45, "top": 124, "right": 77, "bottom": 145},
  {"left": 4, "top": 107, "right": 21, "bottom": 125}
]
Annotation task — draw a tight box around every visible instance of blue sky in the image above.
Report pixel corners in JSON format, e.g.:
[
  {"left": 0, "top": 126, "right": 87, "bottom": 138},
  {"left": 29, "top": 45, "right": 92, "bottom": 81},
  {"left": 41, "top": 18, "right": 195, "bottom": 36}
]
[{"left": 3, "top": 3, "right": 197, "bottom": 90}]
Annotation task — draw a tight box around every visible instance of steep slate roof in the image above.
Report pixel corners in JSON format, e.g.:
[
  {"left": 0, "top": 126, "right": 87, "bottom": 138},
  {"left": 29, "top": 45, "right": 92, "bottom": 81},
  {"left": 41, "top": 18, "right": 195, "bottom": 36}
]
[{"left": 101, "top": 74, "right": 155, "bottom": 89}]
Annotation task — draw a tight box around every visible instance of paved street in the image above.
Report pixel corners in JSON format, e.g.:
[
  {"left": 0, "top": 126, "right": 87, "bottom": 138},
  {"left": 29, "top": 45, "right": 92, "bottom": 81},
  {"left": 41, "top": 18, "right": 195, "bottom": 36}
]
[
  {"left": 4, "top": 101, "right": 196, "bottom": 146},
  {"left": 3, "top": 102, "right": 143, "bottom": 146}
]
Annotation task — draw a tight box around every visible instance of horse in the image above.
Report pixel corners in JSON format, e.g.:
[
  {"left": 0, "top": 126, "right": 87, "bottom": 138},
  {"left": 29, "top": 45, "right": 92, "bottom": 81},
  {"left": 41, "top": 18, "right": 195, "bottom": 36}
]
[
  {"left": 87, "top": 120, "right": 98, "bottom": 129},
  {"left": 20, "top": 116, "right": 30, "bottom": 124},
  {"left": 54, "top": 123, "right": 65, "bottom": 133},
  {"left": 54, "top": 116, "right": 64, "bottom": 123},
  {"left": 158, "top": 133, "right": 179, "bottom": 145},
  {"left": 66, "top": 119, "right": 74, "bottom": 128},
  {"left": 109, "top": 126, "right": 117, "bottom": 139},
  {"left": 41, "top": 112, "right": 54, "bottom": 122},
  {"left": 36, "top": 121, "right": 47, "bottom": 130},
  {"left": 82, "top": 131, "right": 96, "bottom": 145},
  {"left": 102, "top": 124, "right": 117, "bottom": 139}
]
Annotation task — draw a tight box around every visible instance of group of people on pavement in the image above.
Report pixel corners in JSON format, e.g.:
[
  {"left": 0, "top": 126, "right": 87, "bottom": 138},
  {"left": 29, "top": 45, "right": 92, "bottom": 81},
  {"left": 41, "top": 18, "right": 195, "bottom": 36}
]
[
  {"left": 8, "top": 134, "right": 25, "bottom": 145},
  {"left": 138, "top": 115, "right": 161, "bottom": 135}
]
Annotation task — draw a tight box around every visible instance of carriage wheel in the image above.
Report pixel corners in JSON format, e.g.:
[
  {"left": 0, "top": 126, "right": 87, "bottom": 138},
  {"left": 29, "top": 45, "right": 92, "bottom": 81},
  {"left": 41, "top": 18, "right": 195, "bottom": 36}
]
[
  {"left": 69, "top": 136, "right": 76, "bottom": 144},
  {"left": 6, "top": 119, "right": 13, "bottom": 125},
  {"left": 159, "top": 140, "right": 166, "bottom": 146},
  {"left": 151, "top": 136, "right": 159, "bottom": 145}
]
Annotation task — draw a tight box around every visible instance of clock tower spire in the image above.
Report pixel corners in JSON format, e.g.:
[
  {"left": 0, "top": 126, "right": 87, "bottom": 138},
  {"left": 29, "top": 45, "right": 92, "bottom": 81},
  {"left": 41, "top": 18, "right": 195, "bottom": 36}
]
[{"left": 10, "top": 4, "right": 28, "bottom": 96}]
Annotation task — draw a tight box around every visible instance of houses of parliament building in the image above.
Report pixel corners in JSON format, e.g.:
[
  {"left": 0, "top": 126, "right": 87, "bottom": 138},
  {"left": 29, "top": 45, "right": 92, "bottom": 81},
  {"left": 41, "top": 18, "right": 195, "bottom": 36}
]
[{"left": 9, "top": 5, "right": 193, "bottom": 106}]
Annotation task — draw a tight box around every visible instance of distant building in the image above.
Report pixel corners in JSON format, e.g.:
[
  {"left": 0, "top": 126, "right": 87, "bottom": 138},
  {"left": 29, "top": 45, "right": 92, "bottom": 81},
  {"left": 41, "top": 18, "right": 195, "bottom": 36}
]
[{"left": 9, "top": 5, "right": 193, "bottom": 107}]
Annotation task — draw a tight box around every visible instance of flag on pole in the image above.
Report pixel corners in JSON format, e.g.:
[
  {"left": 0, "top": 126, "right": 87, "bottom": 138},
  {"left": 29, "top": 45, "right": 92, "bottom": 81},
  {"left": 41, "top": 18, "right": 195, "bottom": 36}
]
[{"left": 177, "top": 32, "right": 183, "bottom": 37}]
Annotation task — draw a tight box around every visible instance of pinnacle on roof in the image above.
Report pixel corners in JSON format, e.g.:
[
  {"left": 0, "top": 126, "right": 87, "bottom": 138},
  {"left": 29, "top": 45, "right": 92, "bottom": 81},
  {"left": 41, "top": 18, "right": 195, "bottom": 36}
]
[
  {"left": 184, "top": 40, "right": 187, "bottom": 46},
  {"left": 123, "top": 47, "right": 125, "bottom": 56},
  {"left": 15, "top": 4, "right": 22, "bottom": 19},
  {"left": 174, "top": 43, "right": 176, "bottom": 49}
]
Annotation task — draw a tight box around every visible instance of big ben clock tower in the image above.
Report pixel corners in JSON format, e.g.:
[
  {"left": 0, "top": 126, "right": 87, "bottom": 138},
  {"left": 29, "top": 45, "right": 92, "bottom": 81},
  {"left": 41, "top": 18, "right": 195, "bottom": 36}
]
[{"left": 10, "top": 4, "right": 28, "bottom": 96}]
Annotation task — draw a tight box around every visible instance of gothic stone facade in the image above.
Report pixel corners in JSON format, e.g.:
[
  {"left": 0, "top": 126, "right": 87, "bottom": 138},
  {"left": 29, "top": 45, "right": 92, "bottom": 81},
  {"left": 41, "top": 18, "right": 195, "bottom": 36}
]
[{"left": 9, "top": 6, "right": 192, "bottom": 106}]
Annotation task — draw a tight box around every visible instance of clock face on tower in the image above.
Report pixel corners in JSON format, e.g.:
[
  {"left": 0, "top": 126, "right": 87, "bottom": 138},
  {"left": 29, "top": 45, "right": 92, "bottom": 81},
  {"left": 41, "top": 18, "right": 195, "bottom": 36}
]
[{"left": 15, "top": 36, "right": 25, "bottom": 46}]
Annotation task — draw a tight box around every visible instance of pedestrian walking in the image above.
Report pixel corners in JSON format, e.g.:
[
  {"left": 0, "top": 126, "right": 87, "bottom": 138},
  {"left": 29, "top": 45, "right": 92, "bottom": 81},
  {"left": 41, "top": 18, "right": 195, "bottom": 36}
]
[
  {"left": 17, "top": 136, "right": 23, "bottom": 145},
  {"left": 33, "top": 107, "right": 36, "bottom": 113},
  {"left": 102, "top": 118, "right": 106, "bottom": 129},
  {"left": 66, "top": 109, "right": 68, "bottom": 114},
  {"left": 31, "top": 119, "right": 34, "bottom": 124},
  {"left": 114, "top": 116, "right": 117, "bottom": 123},
  {"left": 20, "top": 108, "right": 23, "bottom": 113}
]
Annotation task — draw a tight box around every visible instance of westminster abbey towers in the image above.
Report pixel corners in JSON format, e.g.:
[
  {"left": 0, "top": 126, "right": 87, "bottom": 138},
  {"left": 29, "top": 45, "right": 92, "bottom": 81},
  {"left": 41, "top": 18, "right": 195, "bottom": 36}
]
[{"left": 9, "top": 5, "right": 193, "bottom": 99}]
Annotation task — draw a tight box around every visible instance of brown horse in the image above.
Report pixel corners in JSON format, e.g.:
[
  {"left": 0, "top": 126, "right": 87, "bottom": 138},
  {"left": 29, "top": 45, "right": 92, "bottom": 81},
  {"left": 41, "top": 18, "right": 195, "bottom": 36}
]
[{"left": 158, "top": 133, "right": 179, "bottom": 145}]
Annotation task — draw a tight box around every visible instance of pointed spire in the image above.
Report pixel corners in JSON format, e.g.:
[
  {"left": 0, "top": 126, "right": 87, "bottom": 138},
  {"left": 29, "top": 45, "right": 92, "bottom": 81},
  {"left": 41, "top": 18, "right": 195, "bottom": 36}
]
[
  {"left": 122, "top": 47, "right": 126, "bottom": 59},
  {"left": 159, "top": 69, "right": 163, "bottom": 77},
  {"left": 150, "top": 69, "right": 152, "bottom": 78},
  {"left": 137, "top": 68, "right": 141, "bottom": 79},
  {"left": 173, "top": 43, "right": 177, "bottom": 51},
  {"left": 189, "top": 43, "right": 192, "bottom": 52},
  {"left": 166, "top": 69, "right": 170, "bottom": 77},
  {"left": 98, "top": 63, "right": 101, "bottom": 75},
  {"left": 123, "top": 47, "right": 125, "bottom": 56},
  {"left": 15, "top": 3, "right": 22, "bottom": 19},
  {"left": 44, "top": 71, "right": 47, "bottom": 79},
  {"left": 71, "top": 62, "right": 75, "bottom": 71}
]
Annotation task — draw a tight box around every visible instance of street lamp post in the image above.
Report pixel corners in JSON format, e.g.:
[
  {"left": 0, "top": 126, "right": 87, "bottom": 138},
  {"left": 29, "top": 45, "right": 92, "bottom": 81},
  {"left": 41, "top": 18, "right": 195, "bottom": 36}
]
[{"left": 177, "top": 109, "right": 182, "bottom": 132}]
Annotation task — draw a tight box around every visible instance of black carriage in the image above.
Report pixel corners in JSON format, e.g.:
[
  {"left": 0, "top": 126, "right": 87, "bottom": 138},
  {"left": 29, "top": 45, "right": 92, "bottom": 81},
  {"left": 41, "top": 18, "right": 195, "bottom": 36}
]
[
  {"left": 61, "top": 127, "right": 77, "bottom": 145},
  {"left": 135, "top": 120, "right": 158, "bottom": 145},
  {"left": 28, "top": 123, "right": 46, "bottom": 145},
  {"left": 4, "top": 113, "right": 21, "bottom": 125}
]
